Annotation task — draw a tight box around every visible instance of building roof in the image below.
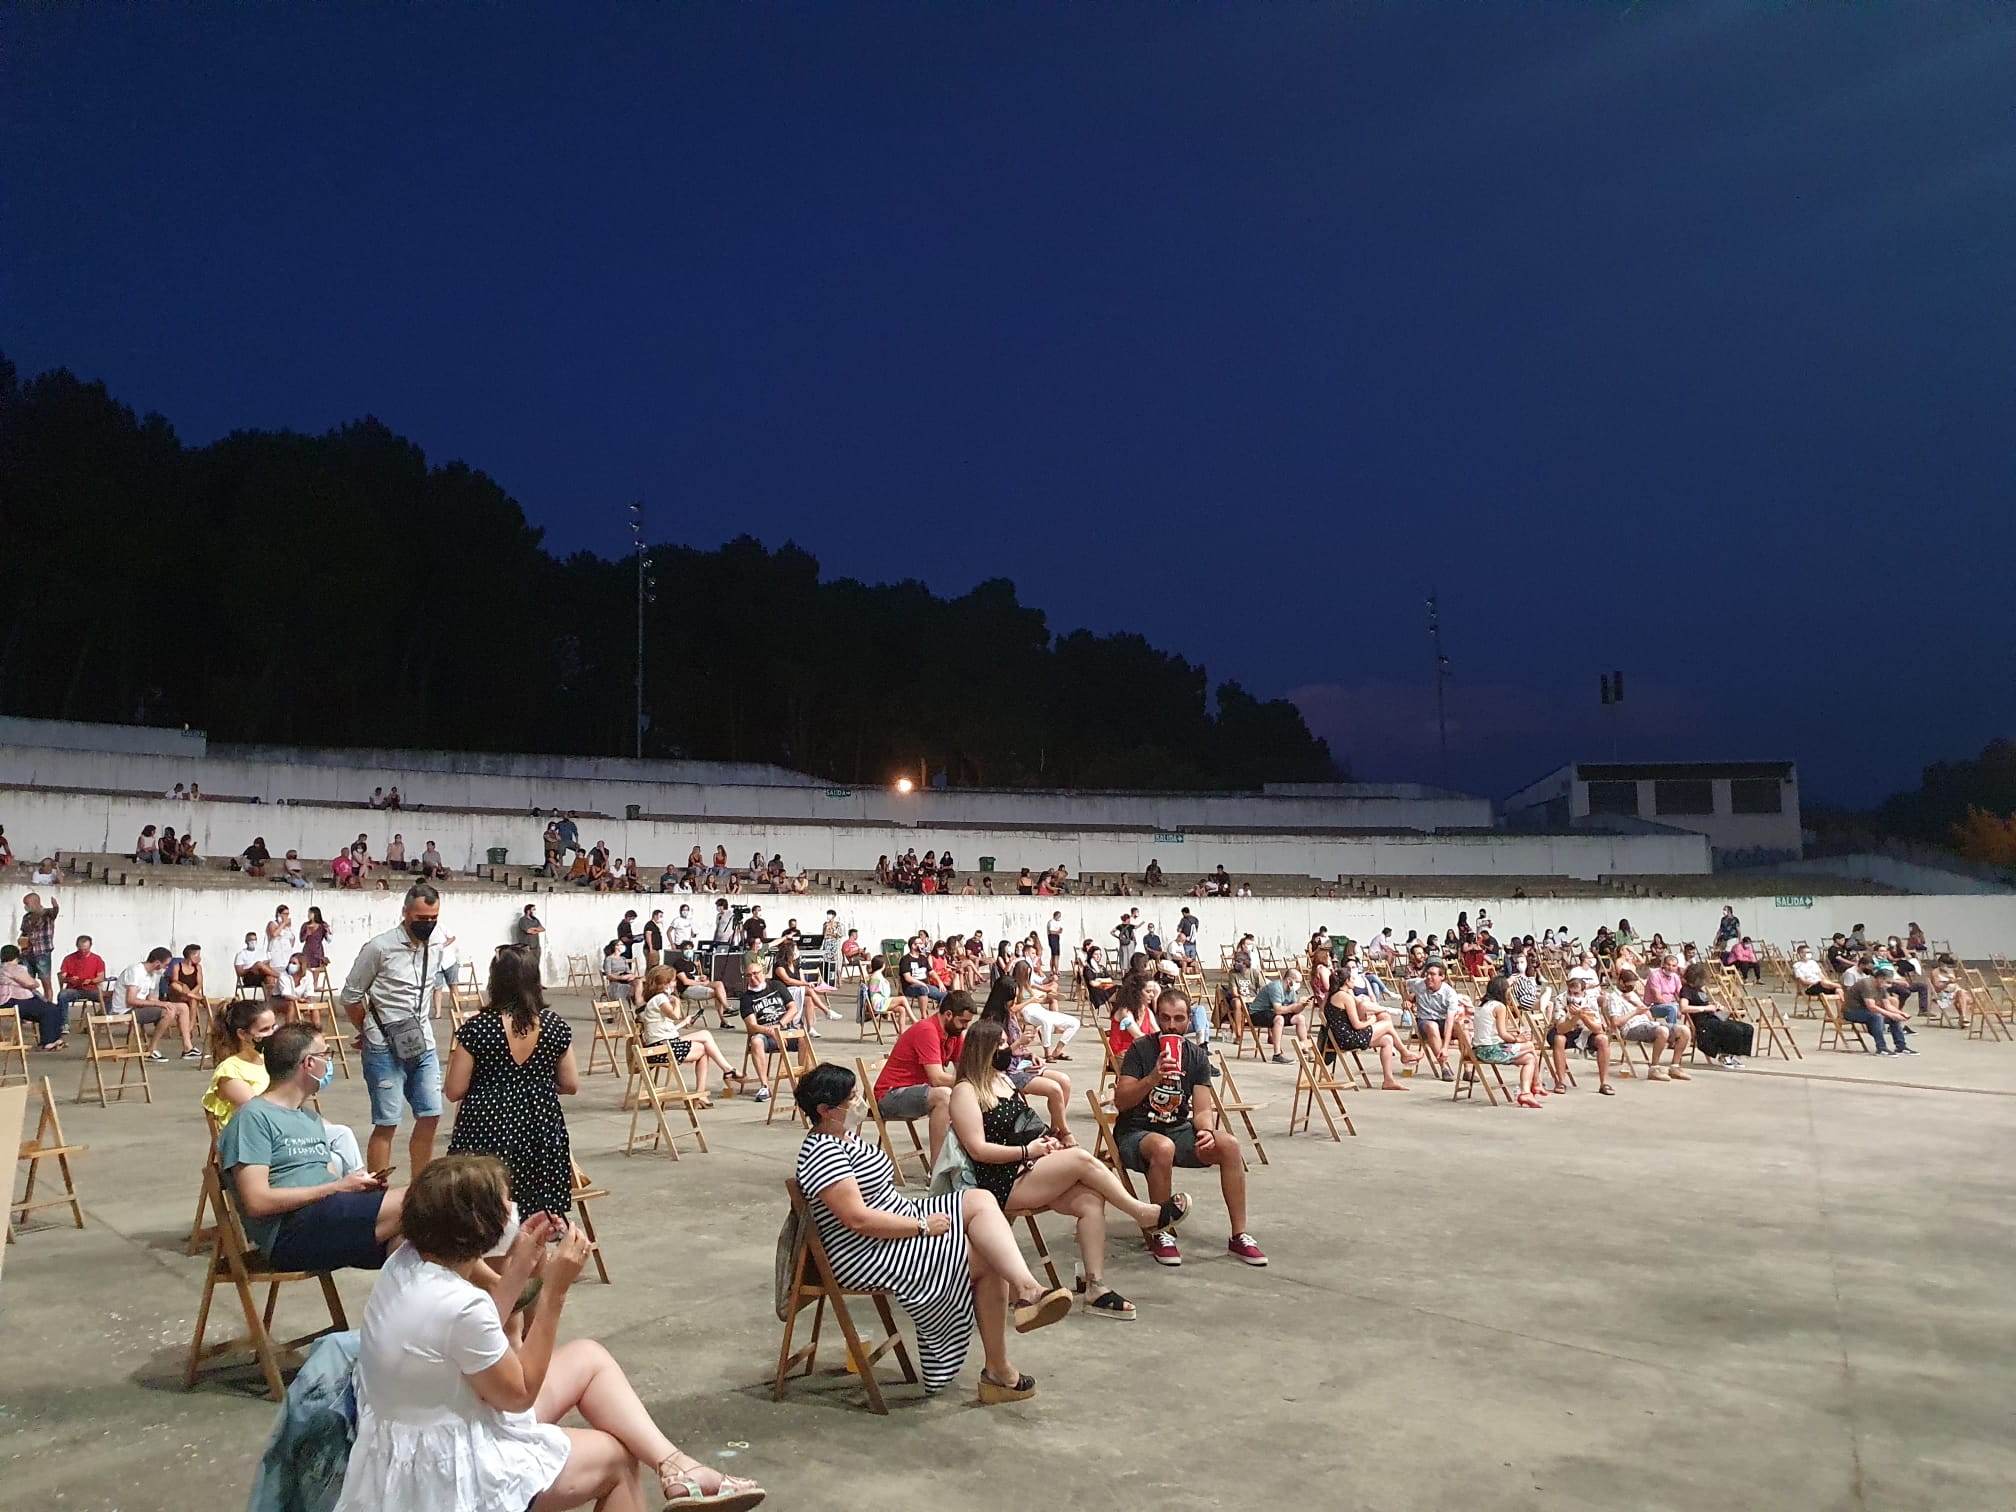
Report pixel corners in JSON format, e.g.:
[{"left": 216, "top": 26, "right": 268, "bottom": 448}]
[{"left": 1573, "top": 761, "right": 1795, "bottom": 782}]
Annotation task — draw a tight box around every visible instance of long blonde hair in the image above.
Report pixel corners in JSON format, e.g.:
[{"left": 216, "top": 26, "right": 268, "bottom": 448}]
[{"left": 953, "top": 1018, "right": 1007, "bottom": 1112}]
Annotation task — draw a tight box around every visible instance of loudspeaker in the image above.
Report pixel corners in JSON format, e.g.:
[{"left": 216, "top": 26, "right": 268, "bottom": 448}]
[{"left": 711, "top": 949, "right": 747, "bottom": 994}]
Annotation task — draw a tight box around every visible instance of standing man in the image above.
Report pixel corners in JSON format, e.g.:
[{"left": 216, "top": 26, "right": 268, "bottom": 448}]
[
  {"left": 1714, "top": 905, "right": 1741, "bottom": 949},
  {"left": 642, "top": 909, "right": 666, "bottom": 972},
  {"left": 669, "top": 903, "right": 698, "bottom": 952},
  {"left": 19, "top": 892, "right": 60, "bottom": 999},
  {"left": 1046, "top": 911, "right": 1065, "bottom": 973},
  {"left": 555, "top": 811, "right": 581, "bottom": 864},
  {"left": 820, "top": 910, "right": 842, "bottom": 986},
  {"left": 340, "top": 882, "right": 445, "bottom": 1179},
  {"left": 1175, "top": 906, "right": 1200, "bottom": 964},
  {"left": 511, "top": 903, "right": 545, "bottom": 968},
  {"left": 710, "top": 898, "right": 738, "bottom": 950}
]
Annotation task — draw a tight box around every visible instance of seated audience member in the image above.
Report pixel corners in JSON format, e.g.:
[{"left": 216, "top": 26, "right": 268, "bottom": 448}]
[
  {"left": 1321, "top": 971, "right": 1419, "bottom": 1091},
  {"left": 1407, "top": 959, "right": 1467, "bottom": 1080},
  {"left": 162, "top": 944, "right": 208, "bottom": 1054},
  {"left": 0, "top": 944, "right": 66, "bottom": 1052},
  {"left": 205, "top": 1000, "right": 366, "bottom": 1172},
  {"left": 1825, "top": 933, "right": 1857, "bottom": 978},
  {"left": 335, "top": 1155, "right": 765, "bottom": 1512},
  {"left": 1844, "top": 961, "right": 1914, "bottom": 1055},
  {"left": 671, "top": 945, "right": 734, "bottom": 1024},
  {"left": 1929, "top": 955, "right": 1974, "bottom": 1024},
  {"left": 1679, "top": 962, "right": 1754, "bottom": 1068},
  {"left": 135, "top": 824, "right": 161, "bottom": 864},
  {"left": 636, "top": 965, "right": 740, "bottom": 1105},
  {"left": 1881, "top": 938, "right": 1930, "bottom": 1017},
  {"left": 113, "top": 945, "right": 198, "bottom": 1060},
  {"left": 1113, "top": 988, "right": 1265, "bottom": 1269},
  {"left": 235, "top": 930, "right": 279, "bottom": 994},
  {"left": 736, "top": 955, "right": 806, "bottom": 1100},
  {"left": 1143, "top": 859, "right": 1165, "bottom": 888},
  {"left": 420, "top": 841, "right": 450, "bottom": 879},
  {"left": 601, "top": 940, "right": 642, "bottom": 1008},
  {"left": 795, "top": 1062, "right": 1071, "bottom": 1404},
  {"left": 1727, "top": 936, "right": 1761, "bottom": 982},
  {"left": 1548, "top": 974, "right": 1615, "bottom": 1095},
  {"left": 1104, "top": 954, "right": 1158, "bottom": 1056},
  {"left": 219, "top": 1024, "right": 405, "bottom": 1270},
  {"left": 274, "top": 952, "right": 315, "bottom": 1018},
  {"left": 1243, "top": 966, "right": 1307, "bottom": 1063},
  {"left": 772, "top": 939, "right": 840, "bottom": 1029},
  {"left": 898, "top": 936, "right": 945, "bottom": 1008},
  {"left": 873, "top": 990, "right": 975, "bottom": 1163},
  {"left": 383, "top": 834, "right": 408, "bottom": 871},
  {"left": 1792, "top": 945, "right": 1843, "bottom": 1004},
  {"left": 1605, "top": 967, "right": 1692, "bottom": 1081},
  {"left": 1469, "top": 976, "right": 1545, "bottom": 1107},
  {"left": 1643, "top": 954, "right": 1687, "bottom": 1026},
  {"left": 241, "top": 836, "right": 272, "bottom": 878},
  {"left": 56, "top": 933, "right": 108, "bottom": 1033},
  {"left": 949, "top": 1018, "right": 1189, "bottom": 1321},
  {"left": 1013, "top": 959, "right": 1080, "bottom": 1058}
]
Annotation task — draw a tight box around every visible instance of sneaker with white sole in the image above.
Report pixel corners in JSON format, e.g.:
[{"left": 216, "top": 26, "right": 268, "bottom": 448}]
[
  {"left": 1228, "top": 1233, "right": 1268, "bottom": 1266},
  {"left": 181, "top": 1047, "right": 204, "bottom": 1060},
  {"left": 753, "top": 1087, "right": 771, "bottom": 1102},
  {"left": 1147, "top": 1229, "right": 1181, "bottom": 1267},
  {"left": 1648, "top": 1066, "right": 1669, "bottom": 1081},
  {"left": 146, "top": 1049, "right": 166, "bottom": 1062}
]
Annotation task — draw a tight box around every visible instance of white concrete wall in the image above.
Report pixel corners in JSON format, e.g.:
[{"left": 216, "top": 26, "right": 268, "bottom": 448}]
[
  {"left": 0, "top": 789, "right": 1707, "bottom": 882},
  {"left": 0, "top": 743, "right": 1494, "bottom": 833},
  {"left": 26, "top": 883, "right": 2016, "bottom": 993}
]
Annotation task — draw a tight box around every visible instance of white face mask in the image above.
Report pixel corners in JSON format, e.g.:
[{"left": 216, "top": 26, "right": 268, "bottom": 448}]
[{"left": 483, "top": 1206, "right": 522, "bottom": 1259}]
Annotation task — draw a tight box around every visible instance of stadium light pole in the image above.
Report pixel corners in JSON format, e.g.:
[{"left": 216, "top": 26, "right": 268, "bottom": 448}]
[
  {"left": 629, "top": 502, "right": 649, "bottom": 760},
  {"left": 1427, "top": 591, "right": 1449, "bottom": 775}
]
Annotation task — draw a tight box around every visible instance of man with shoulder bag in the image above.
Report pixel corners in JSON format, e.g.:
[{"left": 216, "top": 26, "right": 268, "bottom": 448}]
[{"left": 340, "top": 882, "right": 446, "bottom": 1177}]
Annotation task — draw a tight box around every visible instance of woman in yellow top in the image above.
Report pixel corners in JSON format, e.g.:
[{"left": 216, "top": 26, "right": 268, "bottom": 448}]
[{"left": 202, "top": 999, "right": 366, "bottom": 1174}]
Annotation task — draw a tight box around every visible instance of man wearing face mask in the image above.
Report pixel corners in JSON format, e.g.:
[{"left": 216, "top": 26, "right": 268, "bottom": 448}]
[
  {"left": 341, "top": 882, "right": 446, "bottom": 1177},
  {"left": 218, "top": 1023, "right": 406, "bottom": 1272}
]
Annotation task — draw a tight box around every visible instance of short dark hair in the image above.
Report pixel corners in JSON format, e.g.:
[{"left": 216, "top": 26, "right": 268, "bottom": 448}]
[
  {"left": 0, "top": 946, "right": 16, "bottom": 963},
  {"left": 1154, "top": 985, "right": 1191, "bottom": 1014},
  {"left": 402, "top": 1154, "right": 511, "bottom": 1263},
  {"left": 794, "top": 1061, "right": 856, "bottom": 1123},
  {"left": 405, "top": 881, "right": 441, "bottom": 908},
  {"left": 264, "top": 1022, "right": 320, "bottom": 1079},
  {"left": 940, "top": 989, "right": 978, "bottom": 1020},
  {"left": 146, "top": 946, "right": 173, "bottom": 964}
]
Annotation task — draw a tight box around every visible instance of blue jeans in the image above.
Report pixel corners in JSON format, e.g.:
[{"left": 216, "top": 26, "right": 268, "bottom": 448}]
[
  {"left": 1844, "top": 1006, "right": 1906, "bottom": 1051},
  {"left": 360, "top": 1041, "right": 444, "bottom": 1127},
  {"left": 1650, "top": 1003, "right": 1681, "bottom": 1027},
  {"left": 14, "top": 995, "right": 66, "bottom": 1046},
  {"left": 1188, "top": 1000, "right": 1211, "bottom": 1038},
  {"left": 904, "top": 984, "right": 946, "bottom": 1004}
]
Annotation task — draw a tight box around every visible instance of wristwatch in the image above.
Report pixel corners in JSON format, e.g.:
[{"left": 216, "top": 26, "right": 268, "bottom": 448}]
[{"left": 916, "top": 1216, "right": 928, "bottom": 1238}]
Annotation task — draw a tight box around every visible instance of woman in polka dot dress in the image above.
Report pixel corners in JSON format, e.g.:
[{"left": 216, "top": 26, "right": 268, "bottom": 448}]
[{"left": 444, "top": 945, "right": 580, "bottom": 1218}]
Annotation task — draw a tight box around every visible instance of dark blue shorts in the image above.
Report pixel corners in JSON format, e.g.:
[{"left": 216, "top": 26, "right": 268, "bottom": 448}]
[{"left": 268, "top": 1189, "right": 390, "bottom": 1272}]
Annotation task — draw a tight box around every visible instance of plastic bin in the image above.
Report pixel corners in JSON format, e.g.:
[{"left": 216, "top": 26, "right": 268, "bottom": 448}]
[
  {"left": 486, "top": 847, "right": 508, "bottom": 865},
  {"left": 977, "top": 856, "right": 996, "bottom": 872}
]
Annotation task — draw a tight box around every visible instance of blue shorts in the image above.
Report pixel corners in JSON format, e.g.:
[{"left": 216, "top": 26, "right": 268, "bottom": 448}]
[
  {"left": 268, "top": 1188, "right": 390, "bottom": 1272},
  {"left": 361, "top": 1041, "right": 444, "bottom": 1126}
]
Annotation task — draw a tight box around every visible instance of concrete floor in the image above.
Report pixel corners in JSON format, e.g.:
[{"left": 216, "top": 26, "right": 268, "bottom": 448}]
[{"left": 4, "top": 1001, "right": 2014, "bottom": 1512}]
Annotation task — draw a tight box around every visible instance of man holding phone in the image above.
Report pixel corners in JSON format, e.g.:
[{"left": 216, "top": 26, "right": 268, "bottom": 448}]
[
  {"left": 342, "top": 882, "right": 445, "bottom": 1179},
  {"left": 218, "top": 1023, "right": 406, "bottom": 1272},
  {"left": 1112, "top": 987, "right": 1266, "bottom": 1270}
]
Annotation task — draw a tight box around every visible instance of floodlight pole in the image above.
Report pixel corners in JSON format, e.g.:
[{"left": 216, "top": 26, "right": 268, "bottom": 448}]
[{"left": 1428, "top": 591, "right": 1449, "bottom": 773}]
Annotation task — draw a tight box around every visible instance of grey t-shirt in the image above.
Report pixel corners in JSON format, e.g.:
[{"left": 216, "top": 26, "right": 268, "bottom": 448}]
[{"left": 1410, "top": 981, "right": 1459, "bottom": 1023}]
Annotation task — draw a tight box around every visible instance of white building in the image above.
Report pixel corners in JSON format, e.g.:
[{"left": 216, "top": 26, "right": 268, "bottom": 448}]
[{"left": 1502, "top": 760, "right": 1802, "bottom": 866}]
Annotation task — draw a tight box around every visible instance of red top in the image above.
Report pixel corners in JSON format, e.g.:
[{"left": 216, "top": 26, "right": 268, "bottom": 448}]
[
  {"left": 60, "top": 950, "right": 107, "bottom": 991},
  {"left": 875, "top": 1015, "right": 962, "bottom": 1100}
]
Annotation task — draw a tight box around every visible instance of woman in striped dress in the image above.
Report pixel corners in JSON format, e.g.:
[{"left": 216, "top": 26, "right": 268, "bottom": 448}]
[{"left": 793, "top": 1063, "right": 1073, "bottom": 1404}]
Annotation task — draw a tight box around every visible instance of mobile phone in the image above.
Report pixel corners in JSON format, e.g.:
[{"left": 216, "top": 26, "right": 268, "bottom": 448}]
[{"left": 370, "top": 1166, "right": 395, "bottom": 1181}]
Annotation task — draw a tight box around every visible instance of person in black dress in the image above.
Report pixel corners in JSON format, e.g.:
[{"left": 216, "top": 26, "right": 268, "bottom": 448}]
[
  {"left": 443, "top": 945, "right": 580, "bottom": 1218},
  {"left": 946, "top": 1019, "right": 1189, "bottom": 1322}
]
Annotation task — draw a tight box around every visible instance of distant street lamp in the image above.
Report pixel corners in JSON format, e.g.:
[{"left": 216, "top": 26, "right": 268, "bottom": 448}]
[{"left": 895, "top": 777, "right": 915, "bottom": 795}]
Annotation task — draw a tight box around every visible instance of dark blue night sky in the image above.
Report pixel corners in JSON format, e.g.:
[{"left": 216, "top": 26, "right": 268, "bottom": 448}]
[{"left": 7, "top": 4, "right": 2012, "bottom": 805}]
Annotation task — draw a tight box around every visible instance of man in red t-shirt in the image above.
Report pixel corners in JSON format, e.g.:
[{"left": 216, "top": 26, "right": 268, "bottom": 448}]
[
  {"left": 873, "top": 990, "right": 976, "bottom": 1165},
  {"left": 57, "top": 934, "right": 108, "bottom": 1018}
]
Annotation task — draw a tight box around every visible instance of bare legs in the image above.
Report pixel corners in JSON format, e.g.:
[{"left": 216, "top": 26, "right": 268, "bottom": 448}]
[
  {"left": 1136, "top": 1130, "right": 1246, "bottom": 1236},
  {"left": 960, "top": 1187, "right": 1051, "bottom": 1384}
]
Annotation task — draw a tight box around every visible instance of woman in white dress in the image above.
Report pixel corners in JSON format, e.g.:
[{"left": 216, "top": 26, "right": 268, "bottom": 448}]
[{"left": 336, "top": 1154, "right": 765, "bottom": 1512}]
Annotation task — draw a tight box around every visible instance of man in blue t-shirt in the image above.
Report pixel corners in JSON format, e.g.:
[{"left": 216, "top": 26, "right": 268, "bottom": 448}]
[{"left": 218, "top": 1024, "right": 404, "bottom": 1272}]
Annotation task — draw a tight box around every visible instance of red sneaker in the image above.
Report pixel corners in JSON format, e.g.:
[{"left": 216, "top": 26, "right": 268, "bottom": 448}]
[
  {"left": 1147, "top": 1229, "right": 1182, "bottom": 1267},
  {"left": 1227, "top": 1233, "right": 1268, "bottom": 1267}
]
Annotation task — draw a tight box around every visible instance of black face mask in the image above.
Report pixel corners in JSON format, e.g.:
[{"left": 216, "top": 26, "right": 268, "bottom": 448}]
[
  {"left": 992, "top": 1048, "right": 1014, "bottom": 1071},
  {"left": 408, "top": 917, "right": 438, "bottom": 942}
]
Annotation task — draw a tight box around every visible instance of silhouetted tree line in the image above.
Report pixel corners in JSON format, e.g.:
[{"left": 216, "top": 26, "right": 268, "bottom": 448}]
[
  {"left": 0, "top": 356, "right": 1340, "bottom": 790},
  {"left": 1876, "top": 739, "right": 2016, "bottom": 853}
]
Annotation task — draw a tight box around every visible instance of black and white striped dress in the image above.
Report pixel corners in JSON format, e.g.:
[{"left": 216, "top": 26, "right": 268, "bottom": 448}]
[{"left": 794, "top": 1132, "right": 973, "bottom": 1392}]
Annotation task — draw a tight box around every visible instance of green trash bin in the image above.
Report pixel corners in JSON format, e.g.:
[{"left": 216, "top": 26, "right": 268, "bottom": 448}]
[
  {"left": 487, "top": 847, "right": 508, "bottom": 866},
  {"left": 977, "top": 856, "right": 996, "bottom": 873}
]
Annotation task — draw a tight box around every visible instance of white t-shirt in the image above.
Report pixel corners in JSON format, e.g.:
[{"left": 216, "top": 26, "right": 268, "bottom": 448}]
[
  {"left": 111, "top": 962, "right": 155, "bottom": 1012},
  {"left": 1792, "top": 959, "right": 1822, "bottom": 986},
  {"left": 267, "top": 926, "right": 299, "bottom": 972},
  {"left": 30, "top": 867, "right": 58, "bottom": 886},
  {"left": 275, "top": 970, "right": 310, "bottom": 1001},
  {"left": 669, "top": 916, "right": 697, "bottom": 946},
  {"left": 1566, "top": 966, "right": 1600, "bottom": 996},
  {"left": 335, "top": 1244, "right": 568, "bottom": 1512},
  {"left": 234, "top": 947, "right": 263, "bottom": 977},
  {"left": 639, "top": 990, "right": 680, "bottom": 1046}
]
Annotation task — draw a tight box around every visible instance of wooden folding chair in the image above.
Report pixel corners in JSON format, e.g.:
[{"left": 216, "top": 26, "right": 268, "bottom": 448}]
[
  {"left": 766, "top": 1029, "right": 817, "bottom": 1126},
  {"left": 570, "top": 1157, "right": 613, "bottom": 1282},
  {"left": 623, "top": 1040, "right": 709, "bottom": 1158},
  {"left": 0, "top": 1007, "right": 28, "bottom": 1086},
  {"left": 184, "top": 1162, "right": 348, "bottom": 1400},
  {"left": 1816, "top": 996, "right": 1872, "bottom": 1054},
  {"left": 773, "top": 1180, "right": 919, "bottom": 1414},
  {"left": 1287, "top": 1035, "right": 1357, "bottom": 1139},
  {"left": 1967, "top": 984, "right": 2013, "bottom": 1043},
  {"left": 1749, "top": 995, "right": 1804, "bottom": 1061},
  {"left": 1082, "top": 1089, "right": 1139, "bottom": 1198},
  {"left": 585, "top": 998, "right": 633, "bottom": 1077},
  {"left": 187, "top": 1111, "right": 225, "bottom": 1254},
  {"left": 76, "top": 1013, "right": 154, "bottom": 1106},
  {"left": 1208, "top": 1054, "right": 1269, "bottom": 1167},
  {"left": 10, "top": 1077, "right": 87, "bottom": 1242},
  {"left": 856, "top": 1059, "right": 931, "bottom": 1189},
  {"left": 1219, "top": 985, "right": 1269, "bottom": 1062},
  {"left": 292, "top": 1000, "right": 351, "bottom": 1079},
  {"left": 1450, "top": 1023, "right": 1510, "bottom": 1107}
]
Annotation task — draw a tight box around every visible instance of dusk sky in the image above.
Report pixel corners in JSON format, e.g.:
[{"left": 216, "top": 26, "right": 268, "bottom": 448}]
[{"left": 7, "top": 5, "right": 2012, "bottom": 806}]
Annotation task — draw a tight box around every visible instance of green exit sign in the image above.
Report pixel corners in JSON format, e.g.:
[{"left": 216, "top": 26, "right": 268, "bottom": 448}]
[
  {"left": 1152, "top": 832, "right": 1186, "bottom": 844},
  {"left": 1773, "top": 896, "right": 1814, "bottom": 908}
]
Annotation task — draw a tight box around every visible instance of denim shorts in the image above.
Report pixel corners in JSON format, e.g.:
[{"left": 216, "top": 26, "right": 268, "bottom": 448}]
[{"left": 361, "top": 1040, "right": 444, "bottom": 1126}]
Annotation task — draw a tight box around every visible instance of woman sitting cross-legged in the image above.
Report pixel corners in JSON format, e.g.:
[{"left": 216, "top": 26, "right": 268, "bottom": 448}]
[
  {"left": 1471, "top": 975, "right": 1546, "bottom": 1108},
  {"left": 334, "top": 1154, "right": 765, "bottom": 1512},
  {"left": 1320, "top": 974, "right": 1421, "bottom": 1091},
  {"left": 948, "top": 1018, "right": 1190, "bottom": 1323},
  {"left": 794, "top": 1062, "right": 1073, "bottom": 1404},
  {"left": 635, "top": 965, "right": 741, "bottom": 1106}
]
